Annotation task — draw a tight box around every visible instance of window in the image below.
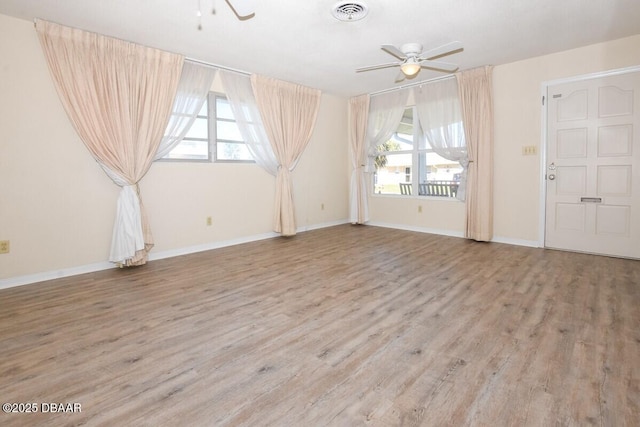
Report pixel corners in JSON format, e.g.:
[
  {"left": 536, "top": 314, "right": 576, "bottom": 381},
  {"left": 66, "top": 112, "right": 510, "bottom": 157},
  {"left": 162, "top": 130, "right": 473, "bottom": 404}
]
[
  {"left": 161, "top": 92, "right": 254, "bottom": 162},
  {"left": 373, "top": 106, "right": 463, "bottom": 197},
  {"left": 213, "top": 94, "right": 253, "bottom": 162},
  {"left": 162, "top": 96, "right": 211, "bottom": 161}
]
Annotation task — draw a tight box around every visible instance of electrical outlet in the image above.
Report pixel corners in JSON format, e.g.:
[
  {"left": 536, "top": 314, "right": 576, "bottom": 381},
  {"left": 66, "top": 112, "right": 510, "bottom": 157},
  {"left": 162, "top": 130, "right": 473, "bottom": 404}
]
[
  {"left": 321, "top": 203, "right": 325, "bottom": 211},
  {"left": 0, "top": 240, "right": 9, "bottom": 254},
  {"left": 418, "top": 205, "right": 423, "bottom": 213},
  {"left": 206, "top": 216, "right": 212, "bottom": 226}
]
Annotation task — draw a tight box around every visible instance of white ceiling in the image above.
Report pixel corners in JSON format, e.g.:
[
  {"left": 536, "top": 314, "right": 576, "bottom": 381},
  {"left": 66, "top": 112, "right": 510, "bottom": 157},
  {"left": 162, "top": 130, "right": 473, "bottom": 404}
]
[{"left": 2, "top": 0, "right": 639, "bottom": 97}]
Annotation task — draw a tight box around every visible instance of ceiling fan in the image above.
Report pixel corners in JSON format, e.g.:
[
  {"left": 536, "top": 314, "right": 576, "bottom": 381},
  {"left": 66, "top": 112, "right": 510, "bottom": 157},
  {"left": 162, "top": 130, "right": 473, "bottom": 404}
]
[
  {"left": 198, "top": 0, "right": 255, "bottom": 29},
  {"left": 224, "top": 0, "right": 255, "bottom": 18},
  {"left": 356, "top": 41, "right": 463, "bottom": 81}
]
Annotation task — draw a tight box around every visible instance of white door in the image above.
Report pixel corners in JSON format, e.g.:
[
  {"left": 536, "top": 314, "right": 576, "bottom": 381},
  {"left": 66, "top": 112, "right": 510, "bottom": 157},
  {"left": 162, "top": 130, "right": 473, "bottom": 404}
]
[{"left": 545, "top": 71, "right": 640, "bottom": 259}]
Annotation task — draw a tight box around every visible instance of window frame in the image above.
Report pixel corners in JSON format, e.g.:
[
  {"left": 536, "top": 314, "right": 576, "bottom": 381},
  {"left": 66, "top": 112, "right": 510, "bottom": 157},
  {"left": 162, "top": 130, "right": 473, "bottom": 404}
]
[
  {"left": 158, "top": 94, "right": 212, "bottom": 163},
  {"left": 158, "top": 91, "right": 256, "bottom": 163},
  {"left": 211, "top": 92, "right": 255, "bottom": 164},
  {"left": 372, "top": 105, "right": 461, "bottom": 199}
]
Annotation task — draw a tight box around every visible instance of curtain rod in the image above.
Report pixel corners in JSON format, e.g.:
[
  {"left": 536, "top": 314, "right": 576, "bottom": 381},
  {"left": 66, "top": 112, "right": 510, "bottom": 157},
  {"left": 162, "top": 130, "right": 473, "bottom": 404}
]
[
  {"left": 34, "top": 18, "right": 252, "bottom": 77},
  {"left": 368, "top": 73, "right": 455, "bottom": 97},
  {"left": 185, "top": 57, "right": 251, "bottom": 76}
]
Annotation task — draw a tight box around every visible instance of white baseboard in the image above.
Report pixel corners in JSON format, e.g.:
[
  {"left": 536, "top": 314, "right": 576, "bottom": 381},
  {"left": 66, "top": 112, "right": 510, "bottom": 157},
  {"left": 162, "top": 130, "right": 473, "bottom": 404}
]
[
  {"left": 491, "top": 236, "right": 541, "bottom": 248},
  {"left": 0, "top": 261, "right": 115, "bottom": 291},
  {"left": 0, "top": 219, "right": 351, "bottom": 291},
  {"left": 147, "top": 231, "right": 280, "bottom": 262},
  {"left": 368, "top": 221, "right": 542, "bottom": 248},
  {"left": 295, "top": 218, "right": 351, "bottom": 233},
  {"left": 149, "top": 219, "right": 351, "bottom": 263},
  {"left": 367, "top": 221, "right": 465, "bottom": 238}
]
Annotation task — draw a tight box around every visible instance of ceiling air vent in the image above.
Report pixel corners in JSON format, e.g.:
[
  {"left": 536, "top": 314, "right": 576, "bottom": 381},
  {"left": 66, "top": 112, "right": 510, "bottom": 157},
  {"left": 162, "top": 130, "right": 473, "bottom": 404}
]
[{"left": 331, "top": 1, "right": 368, "bottom": 22}]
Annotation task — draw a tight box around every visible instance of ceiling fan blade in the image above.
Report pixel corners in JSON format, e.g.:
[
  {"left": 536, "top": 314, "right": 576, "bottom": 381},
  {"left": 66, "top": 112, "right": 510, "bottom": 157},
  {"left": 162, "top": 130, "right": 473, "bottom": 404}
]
[
  {"left": 226, "top": 0, "right": 255, "bottom": 17},
  {"left": 419, "top": 60, "right": 459, "bottom": 72},
  {"left": 422, "top": 41, "right": 463, "bottom": 59},
  {"left": 394, "top": 71, "right": 406, "bottom": 83},
  {"left": 381, "top": 44, "right": 407, "bottom": 60},
  {"left": 356, "top": 62, "right": 400, "bottom": 72}
]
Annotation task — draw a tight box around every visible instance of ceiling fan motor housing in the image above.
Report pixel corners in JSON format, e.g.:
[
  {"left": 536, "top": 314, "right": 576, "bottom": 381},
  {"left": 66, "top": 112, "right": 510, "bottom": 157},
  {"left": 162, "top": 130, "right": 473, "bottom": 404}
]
[{"left": 401, "top": 43, "right": 423, "bottom": 57}]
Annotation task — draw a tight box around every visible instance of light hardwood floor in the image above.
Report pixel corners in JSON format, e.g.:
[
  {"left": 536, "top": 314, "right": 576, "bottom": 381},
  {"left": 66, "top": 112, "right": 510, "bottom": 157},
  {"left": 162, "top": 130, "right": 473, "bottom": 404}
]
[{"left": 1, "top": 224, "right": 639, "bottom": 426}]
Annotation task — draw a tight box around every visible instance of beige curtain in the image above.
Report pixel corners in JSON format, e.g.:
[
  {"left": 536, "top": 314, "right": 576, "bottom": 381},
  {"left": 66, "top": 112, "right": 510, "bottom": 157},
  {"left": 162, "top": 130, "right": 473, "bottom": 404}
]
[
  {"left": 456, "top": 66, "right": 494, "bottom": 241},
  {"left": 348, "top": 95, "right": 370, "bottom": 224},
  {"left": 35, "top": 19, "right": 184, "bottom": 265},
  {"left": 250, "top": 75, "right": 321, "bottom": 236}
]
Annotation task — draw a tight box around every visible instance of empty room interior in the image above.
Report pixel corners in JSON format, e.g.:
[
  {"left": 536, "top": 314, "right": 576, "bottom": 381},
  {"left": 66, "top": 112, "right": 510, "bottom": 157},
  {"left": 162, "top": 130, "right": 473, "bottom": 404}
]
[{"left": 1, "top": 1, "right": 639, "bottom": 425}]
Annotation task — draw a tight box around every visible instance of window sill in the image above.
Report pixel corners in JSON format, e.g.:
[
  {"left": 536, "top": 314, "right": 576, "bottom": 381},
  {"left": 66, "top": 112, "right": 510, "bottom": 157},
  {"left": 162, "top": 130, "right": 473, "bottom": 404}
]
[{"left": 371, "top": 193, "right": 461, "bottom": 202}]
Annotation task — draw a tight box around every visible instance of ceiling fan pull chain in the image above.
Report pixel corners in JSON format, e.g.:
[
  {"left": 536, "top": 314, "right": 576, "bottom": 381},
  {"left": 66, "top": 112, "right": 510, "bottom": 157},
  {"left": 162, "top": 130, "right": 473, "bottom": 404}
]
[{"left": 196, "top": 0, "right": 203, "bottom": 30}]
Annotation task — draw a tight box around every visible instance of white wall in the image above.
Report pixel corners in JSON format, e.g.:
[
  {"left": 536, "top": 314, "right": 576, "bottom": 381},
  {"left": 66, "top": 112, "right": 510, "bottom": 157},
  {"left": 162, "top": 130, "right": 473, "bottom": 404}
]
[
  {"left": 0, "top": 14, "right": 349, "bottom": 284},
  {"left": 370, "top": 34, "right": 640, "bottom": 245}
]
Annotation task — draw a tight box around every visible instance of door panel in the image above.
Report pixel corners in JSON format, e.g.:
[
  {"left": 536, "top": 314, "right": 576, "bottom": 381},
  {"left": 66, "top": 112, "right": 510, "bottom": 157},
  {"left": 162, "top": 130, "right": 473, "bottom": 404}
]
[
  {"left": 555, "top": 203, "right": 586, "bottom": 231},
  {"left": 557, "top": 89, "right": 588, "bottom": 120},
  {"left": 557, "top": 128, "right": 588, "bottom": 158},
  {"left": 598, "top": 85, "right": 633, "bottom": 117},
  {"left": 598, "top": 125, "right": 632, "bottom": 156},
  {"left": 556, "top": 166, "right": 587, "bottom": 194},
  {"left": 597, "top": 165, "right": 631, "bottom": 196},
  {"left": 545, "top": 71, "right": 640, "bottom": 259},
  {"left": 596, "top": 205, "right": 630, "bottom": 235}
]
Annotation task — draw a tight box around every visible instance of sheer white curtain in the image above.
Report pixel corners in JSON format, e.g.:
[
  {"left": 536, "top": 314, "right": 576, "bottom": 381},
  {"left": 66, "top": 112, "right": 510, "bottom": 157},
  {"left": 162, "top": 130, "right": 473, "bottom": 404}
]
[
  {"left": 366, "top": 89, "right": 411, "bottom": 170},
  {"left": 155, "top": 61, "right": 218, "bottom": 160},
  {"left": 349, "top": 94, "right": 370, "bottom": 224},
  {"left": 219, "top": 70, "right": 278, "bottom": 175},
  {"left": 414, "top": 78, "right": 468, "bottom": 201}
]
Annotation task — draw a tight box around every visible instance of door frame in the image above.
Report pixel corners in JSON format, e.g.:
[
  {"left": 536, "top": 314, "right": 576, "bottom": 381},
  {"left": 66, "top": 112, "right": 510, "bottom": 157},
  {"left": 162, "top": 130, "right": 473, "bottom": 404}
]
[{"left": 538, "top": 65, "right": 640, "bottom": 248}]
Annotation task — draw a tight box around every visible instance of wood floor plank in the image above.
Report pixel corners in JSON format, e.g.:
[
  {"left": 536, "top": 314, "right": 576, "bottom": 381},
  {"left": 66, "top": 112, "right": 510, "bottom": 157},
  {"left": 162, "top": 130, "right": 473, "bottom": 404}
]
[{"left": 1, "top": 224, "right": 639, "bottom": 426}]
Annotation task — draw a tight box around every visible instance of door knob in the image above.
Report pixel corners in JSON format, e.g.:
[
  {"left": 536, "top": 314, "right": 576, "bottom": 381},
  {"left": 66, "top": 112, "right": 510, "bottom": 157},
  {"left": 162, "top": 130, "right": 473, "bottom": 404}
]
[{"left": 548, "top": 174, "right": 556, "bottom": 180}]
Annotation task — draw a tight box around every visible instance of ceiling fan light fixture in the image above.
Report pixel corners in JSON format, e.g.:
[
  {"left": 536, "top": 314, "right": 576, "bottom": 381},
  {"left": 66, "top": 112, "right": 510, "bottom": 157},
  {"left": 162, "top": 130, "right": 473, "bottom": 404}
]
[{"left": 400, "top": 59, "right": 421, "bottom": 76}]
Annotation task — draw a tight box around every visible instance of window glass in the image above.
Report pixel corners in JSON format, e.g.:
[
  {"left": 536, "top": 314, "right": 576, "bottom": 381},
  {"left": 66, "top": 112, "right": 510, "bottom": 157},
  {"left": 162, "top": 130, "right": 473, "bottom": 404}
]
[
  {"left": 417, "top": 152, "right": 464, "bottom": 182},
  {"left": 161, "top": 98, "right": 210, "bottom": 161},
  {"left": 216, "top": 120, "right": 243, "bottom": 142},
  {"left": 216, "top": 142, "right": 252, "bottom": 161},
  {"left": 214, "top": 94, "right": 253, "bottom": 162},
  {"left": 186, "top": 117, "right": 208, "bottom": 139},
  {"left": 215, "top": 97, "right": 235, "bottom": 120}
]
